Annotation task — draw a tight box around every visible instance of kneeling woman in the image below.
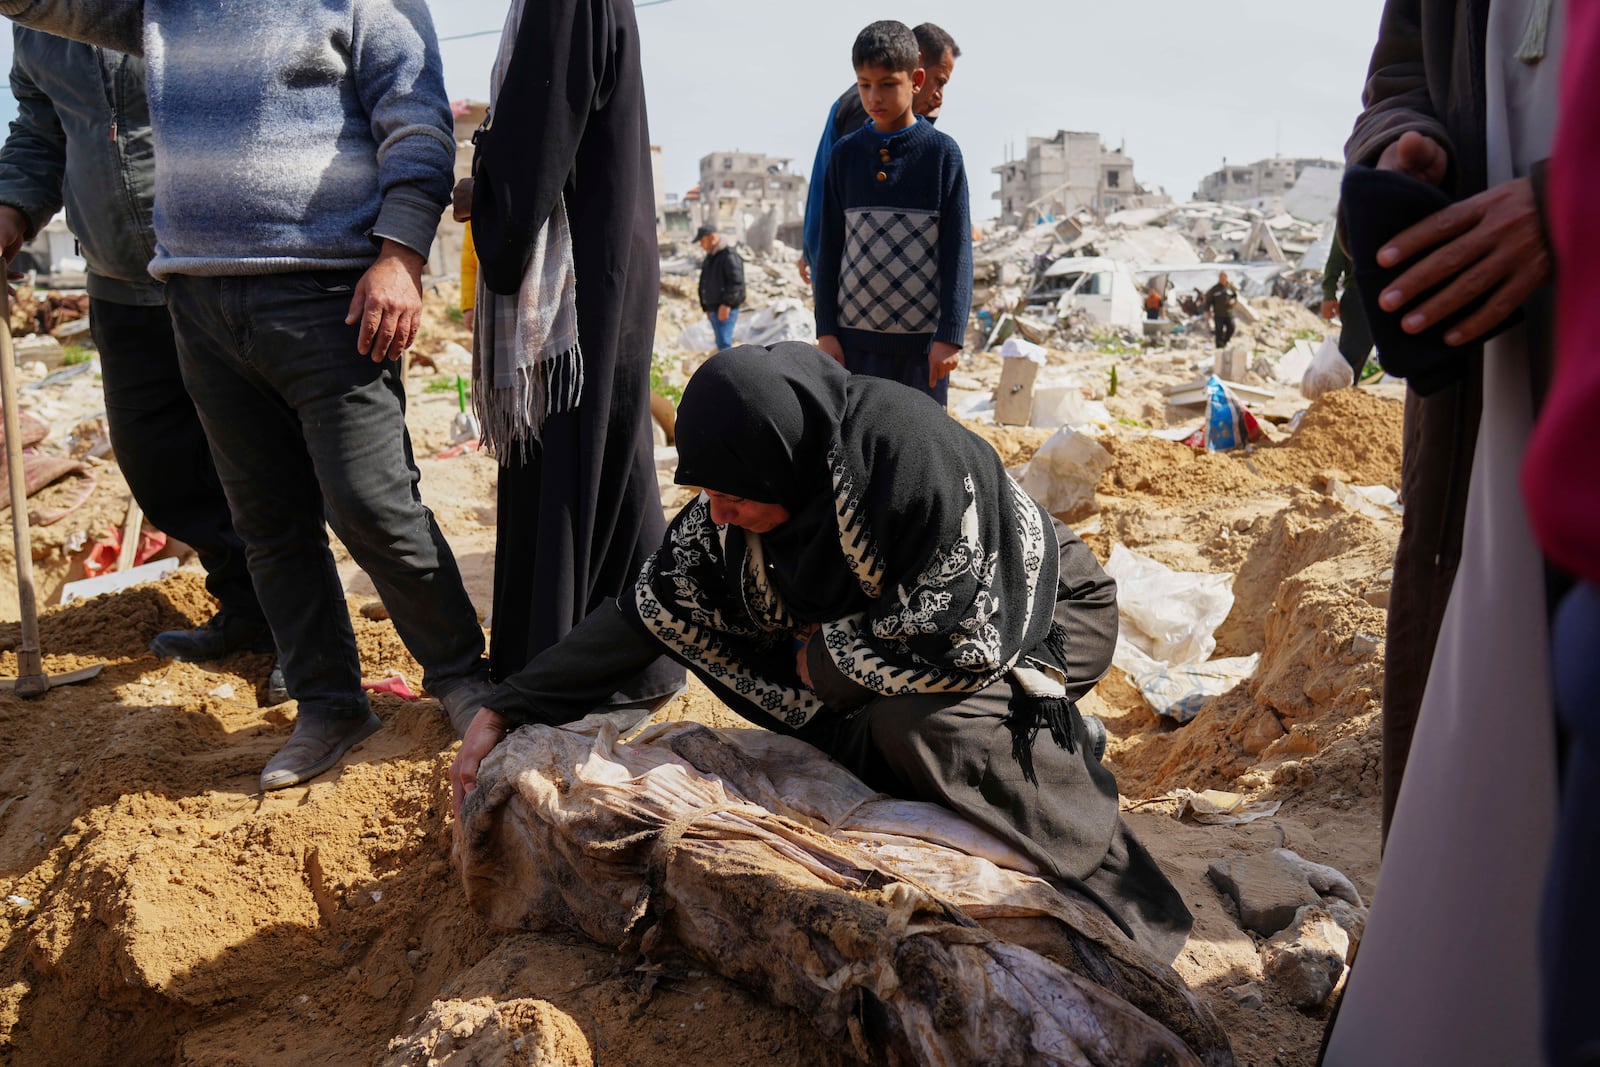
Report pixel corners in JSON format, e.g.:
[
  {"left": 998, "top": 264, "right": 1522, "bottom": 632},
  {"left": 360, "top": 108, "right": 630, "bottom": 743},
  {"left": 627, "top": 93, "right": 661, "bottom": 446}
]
[{"left": 452, "top": 344, "right": 1191, "bottom": 959}]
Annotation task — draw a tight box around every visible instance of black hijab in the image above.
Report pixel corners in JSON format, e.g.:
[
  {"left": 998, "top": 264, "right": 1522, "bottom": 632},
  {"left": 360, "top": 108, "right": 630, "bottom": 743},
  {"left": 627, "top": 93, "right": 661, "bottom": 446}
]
[{"left": 627, "top": 343, "right": 1061, "bottom": 732}]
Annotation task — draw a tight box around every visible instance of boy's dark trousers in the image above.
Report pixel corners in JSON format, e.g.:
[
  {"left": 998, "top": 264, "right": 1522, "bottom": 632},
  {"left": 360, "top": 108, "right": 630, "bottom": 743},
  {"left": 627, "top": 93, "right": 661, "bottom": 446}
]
[
  {"left": 841, "top": 339, "right": 948, "bottom": 408},
  {"left": 164, "top": 271, "right": 487, "bottom": 726},
  {"left": 1213, "top": 315, "right": 1236, "bottom": 348},
  {"left": 91, "top": 298, "right": 264, "bottom": 626}
]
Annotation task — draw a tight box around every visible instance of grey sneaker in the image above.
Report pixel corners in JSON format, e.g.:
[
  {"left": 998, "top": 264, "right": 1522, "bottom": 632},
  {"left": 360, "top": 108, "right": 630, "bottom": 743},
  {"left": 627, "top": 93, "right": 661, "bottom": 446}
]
[
  {"left": 260, "top": 711, "right": 381, "bottom": 791},
  {"left": 438, "top": 679, "right": 495, "bottom": 739}
]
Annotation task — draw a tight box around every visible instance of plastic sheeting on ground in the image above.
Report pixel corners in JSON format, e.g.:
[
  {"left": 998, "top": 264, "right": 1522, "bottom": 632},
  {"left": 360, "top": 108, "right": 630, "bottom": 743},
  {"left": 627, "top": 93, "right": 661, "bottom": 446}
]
[
  {"left": 1104, "top": 545, "right": 1259, "bottom": 722},
  {"left": 675, "top": 301, "right": 815, "bottom": 351}
]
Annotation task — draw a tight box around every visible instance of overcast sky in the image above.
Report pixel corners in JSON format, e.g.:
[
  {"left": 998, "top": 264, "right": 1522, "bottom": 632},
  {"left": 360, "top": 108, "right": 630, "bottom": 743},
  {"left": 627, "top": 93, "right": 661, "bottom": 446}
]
[{"left": 0, "top": 0, "right": 1390, "bottom": 221}]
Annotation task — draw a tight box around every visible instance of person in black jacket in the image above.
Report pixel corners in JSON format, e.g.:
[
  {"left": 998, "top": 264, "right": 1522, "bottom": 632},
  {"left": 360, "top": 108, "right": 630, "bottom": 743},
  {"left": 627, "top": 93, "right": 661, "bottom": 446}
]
[{"left": 695, "top": 224, "right": 744, "bottom": 352}]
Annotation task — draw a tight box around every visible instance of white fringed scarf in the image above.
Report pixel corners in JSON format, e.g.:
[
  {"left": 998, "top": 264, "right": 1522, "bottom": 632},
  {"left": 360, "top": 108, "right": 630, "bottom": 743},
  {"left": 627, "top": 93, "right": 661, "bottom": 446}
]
[{"left": 471, "top": 0, "right": 583, "bottom": 464}]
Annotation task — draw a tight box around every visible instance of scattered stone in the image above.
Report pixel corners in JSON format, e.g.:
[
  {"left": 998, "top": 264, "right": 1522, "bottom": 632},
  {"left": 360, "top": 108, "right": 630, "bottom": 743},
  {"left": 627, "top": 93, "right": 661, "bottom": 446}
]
[
  {"left": 360, "top": 601, "right": 390, "bottom": 621},
  {"left": 1349, "top": 632, "right": 1381, "bottom": 658},
  {"left": 1207, "top": 851, "right": 1322, "bottom": 937},
  {"left": 1261, "top": 906, "right": 1350, "bottom": 1009},
  {"left": 1324, "top": 898, "right": 1368, "bottom": 955},
  {"left": 1225, "top": 982, "right": 1265, "bottom": 1011},
  {"left": 207, "top": 683, "right": 235, "bottom": 699},
  {"left": 1273, "top": 849, "right": 1363, "bottom": 907}
]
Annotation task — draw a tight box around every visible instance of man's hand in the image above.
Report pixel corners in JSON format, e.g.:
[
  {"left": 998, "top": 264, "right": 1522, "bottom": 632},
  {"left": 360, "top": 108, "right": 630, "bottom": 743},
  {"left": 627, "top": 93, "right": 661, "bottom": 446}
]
[
  {"left": 797, "top": 256, "right": 812, "bottom": 286},
  {"left": 0, "top": 205, "right": 29, "bottom": 270},
  {"left": 795, "top": 624, "right": 819, "bottom": 690},
  {"left": 347, "top": 240, "right": 425, "bottom": 363},
  {"left": 463, "top": 307, "right": 475, "bottom": 333},
  {"left": 452, "top": 178, "right": 474, "bottom": 224},
  {"left": 450, "top": 707, "right": 510, "bottom": 818},
  {"left": 928, "top": 342, "right": 960, "bottom": 388},
  {"left": 1376, "top": 176, "right": 1550, "bottom": 346},
  {"left": 1376, "top": 130, "right": 1450, "bottom": 187},
  {"left": 717, "top": 304, "right": 731, "bottom": 322},
  {"left": 1320, "top": 299, "right": 1340, "bottom": 321},
  {"left": 816, "top": 334, "right": 846, "bottom": 367}
]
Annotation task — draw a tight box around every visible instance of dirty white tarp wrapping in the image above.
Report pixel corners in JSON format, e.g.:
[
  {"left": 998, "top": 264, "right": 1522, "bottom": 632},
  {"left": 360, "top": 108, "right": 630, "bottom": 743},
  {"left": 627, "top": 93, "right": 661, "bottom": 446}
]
[
  {"left": 458, "top": 720, "right": 1234, "bottom": 1067},
  {"left": 1105, "top": 546, "right": 1259, "bottom": 722}
]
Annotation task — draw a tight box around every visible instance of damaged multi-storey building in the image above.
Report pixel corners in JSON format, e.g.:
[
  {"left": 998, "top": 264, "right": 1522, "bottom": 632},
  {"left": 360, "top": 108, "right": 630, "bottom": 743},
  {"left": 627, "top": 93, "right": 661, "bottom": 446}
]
[
  {"left": 696, "top": 151, "right": 808, "bottom": 251},
  {"left": 991, "top": 131, "right": 1166, "bottom": 227}
]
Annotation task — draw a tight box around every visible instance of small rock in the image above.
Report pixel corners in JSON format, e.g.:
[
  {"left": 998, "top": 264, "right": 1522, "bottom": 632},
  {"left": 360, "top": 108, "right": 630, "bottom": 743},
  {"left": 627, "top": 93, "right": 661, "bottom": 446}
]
[
  {"left": 1262, "top": 906, "right": 1350, "bottom": 1009},
  {"left": 207, "top": 683, "right": 235, "bottom": 699},
  {"left": 56, "top": 763, "right": 77, "bottom": 778},
  {"left": 6, "top": 894, "right": 33, "bottom": 912},
  {"left": 360, "top": 601, "right": 390, "bottom": 621},
  {"left": 1362, "top": 586, "right": 1391, "bottom": 611},
  {"left": 1350, "top": 632, "right": 1382, "bottom": 658},
  {"left": 1208, "top": 852, "right": 1322, "bottom": 937},
  {"left": 406, "top": 950, "right": 423, "bottom": 969},
  {"left": 1224, "top": 982, "right": 1264, "bottom": 1011}
]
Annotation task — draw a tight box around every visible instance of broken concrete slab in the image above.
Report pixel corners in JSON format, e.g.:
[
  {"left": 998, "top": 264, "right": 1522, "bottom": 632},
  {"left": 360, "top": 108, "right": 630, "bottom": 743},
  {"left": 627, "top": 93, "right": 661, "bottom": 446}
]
[
  {"left": 1273, "top": 848, "right": 1363, "bottom": 907},
  {"left": 1261, "top": 906, "right": 1350, "bottom": 1009},
  {"left": 1207, "top": 851, "right": 1322, "bottom": 937}
]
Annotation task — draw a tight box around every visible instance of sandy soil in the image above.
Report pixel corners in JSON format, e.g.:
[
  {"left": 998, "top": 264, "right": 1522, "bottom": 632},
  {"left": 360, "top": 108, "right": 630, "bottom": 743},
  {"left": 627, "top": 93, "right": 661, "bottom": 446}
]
[{"left": 0, "top": 292, "right": 1402, "bottom": 1066}]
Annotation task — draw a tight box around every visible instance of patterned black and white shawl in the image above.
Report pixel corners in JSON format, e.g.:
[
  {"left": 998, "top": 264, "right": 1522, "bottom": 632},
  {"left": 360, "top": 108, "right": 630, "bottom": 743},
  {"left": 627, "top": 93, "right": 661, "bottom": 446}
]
[{"left": 623, "top": 344, "right": 1066, "bottom": 736}]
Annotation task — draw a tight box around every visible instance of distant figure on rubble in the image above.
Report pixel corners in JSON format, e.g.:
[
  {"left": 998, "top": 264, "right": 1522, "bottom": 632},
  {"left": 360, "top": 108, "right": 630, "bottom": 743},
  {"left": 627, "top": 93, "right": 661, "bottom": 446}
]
[
  {"left": 0, "top": 0, "right": 495, "bottom": 791},
  {"left": 452, "top": 344, "right": 1194, "bottom": 962},
  {"left": 1204, "top": 271, "right": 1239, "bottom": 348},
  {"left": 799, "top": 22, "right": 960, "bottom": 286},
  {"left": 1320, "top": 231, "right": 1373, "bottom": 376},
  {"left": 813, "top": 20, "right": 972, "bottom": 408},
  {"left": 0, "top": 29, "right": 284, "bottom": 702},
  {"left": 695, "top": 225, "right": 745, "bottom": 352},
  {"left": 1143, "top": 284, "right": 1166, "bottom": 321},
  {"left": 454, "top": 0, "right": 684, "bottom": 715}
]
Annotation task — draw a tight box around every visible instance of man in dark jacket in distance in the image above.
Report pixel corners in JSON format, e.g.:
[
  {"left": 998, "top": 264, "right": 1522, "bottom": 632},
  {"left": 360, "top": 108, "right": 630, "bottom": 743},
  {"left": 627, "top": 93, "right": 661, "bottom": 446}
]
[
  {"left": 695, "top": 224, "right": 744, "bottom": 352},
  {"left": 0, "top": 27, "right": 283, "bottom": 698}
]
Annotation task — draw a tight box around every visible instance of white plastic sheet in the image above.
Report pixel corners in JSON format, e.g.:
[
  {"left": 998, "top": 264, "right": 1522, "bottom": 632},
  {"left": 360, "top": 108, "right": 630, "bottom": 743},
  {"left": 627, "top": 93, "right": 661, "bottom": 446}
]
[
  {"left": 1104, "top": 546, "right": 1257, "bottom": 722},
  {"left": 675, "top": 302, "right": 815, "bottom": 351},
  {"left": 1018, "top": 428, "right": 1114, "bottom": 518}
]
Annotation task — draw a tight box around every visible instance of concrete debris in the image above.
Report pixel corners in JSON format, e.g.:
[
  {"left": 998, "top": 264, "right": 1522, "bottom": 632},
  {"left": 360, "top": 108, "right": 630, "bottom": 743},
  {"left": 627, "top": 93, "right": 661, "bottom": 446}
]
[
  {"left": 1224, "top": 983, "right": 1265, "bottom": 1011},
  {"left": 1272, "top": 848, "right": 1363, "bottom": 908},
  {"left": 1207, "top": 851, "right": 1324, "bottom": 938},
  {"left": 1261, "top": 906, "right": 1351, "bottom": 1009}
]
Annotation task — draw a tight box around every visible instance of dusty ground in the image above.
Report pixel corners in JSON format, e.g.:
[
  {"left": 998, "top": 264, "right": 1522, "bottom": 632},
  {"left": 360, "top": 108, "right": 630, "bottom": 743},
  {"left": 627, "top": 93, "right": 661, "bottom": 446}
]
[{"left": 0, "top": 289, "right": 1400, "bottom": 1066}]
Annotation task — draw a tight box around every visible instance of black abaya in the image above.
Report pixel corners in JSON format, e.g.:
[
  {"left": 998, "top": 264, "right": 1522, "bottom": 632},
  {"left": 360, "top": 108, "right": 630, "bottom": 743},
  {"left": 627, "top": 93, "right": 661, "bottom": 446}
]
[{"left": 471, "top": 0, "right": 681, "bottom": 703}]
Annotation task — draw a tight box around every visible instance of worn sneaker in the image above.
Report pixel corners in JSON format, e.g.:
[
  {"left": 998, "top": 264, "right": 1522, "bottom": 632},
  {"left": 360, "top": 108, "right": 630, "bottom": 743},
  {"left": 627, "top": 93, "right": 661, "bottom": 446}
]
[
  {"left": 260, "top": 711, "right": 382, "bottom": 791},
  {"left": 150, "top": 612, "right": 273, "bottom": 662},
  {"left": 437, "top": 678, "right": 495, "bottom": 739}
]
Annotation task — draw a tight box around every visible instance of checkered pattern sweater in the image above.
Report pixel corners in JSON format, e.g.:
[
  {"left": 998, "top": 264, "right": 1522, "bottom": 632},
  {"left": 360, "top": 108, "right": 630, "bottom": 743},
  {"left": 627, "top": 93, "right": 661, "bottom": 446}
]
[
  {"left": 814, "top": 119, "right": 972, "bottom": 356},
  {"left": 0, "top": 0, "right": 455, "bottom": 280}
]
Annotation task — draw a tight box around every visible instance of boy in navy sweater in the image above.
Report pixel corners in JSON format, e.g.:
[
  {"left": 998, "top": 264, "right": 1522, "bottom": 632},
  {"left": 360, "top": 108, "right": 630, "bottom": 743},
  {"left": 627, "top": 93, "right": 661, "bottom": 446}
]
[{"left": 814, "top": 20, "right": 972, "bottom": 408}]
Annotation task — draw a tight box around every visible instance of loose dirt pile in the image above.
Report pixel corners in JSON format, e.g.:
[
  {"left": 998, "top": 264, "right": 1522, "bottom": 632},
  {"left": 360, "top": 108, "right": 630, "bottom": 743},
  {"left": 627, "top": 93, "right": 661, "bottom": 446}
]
[{"left": 0, "top": 297, "right": 1405, "bottom": 1066}]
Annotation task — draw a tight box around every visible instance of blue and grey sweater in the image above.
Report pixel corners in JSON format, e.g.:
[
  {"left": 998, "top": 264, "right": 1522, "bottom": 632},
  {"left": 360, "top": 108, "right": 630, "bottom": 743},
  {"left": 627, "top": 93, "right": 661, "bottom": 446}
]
[
  {"left": 814, "top": 118, "right": 973, "bottom": 357},
  {"left": 0, "top": 0, "right": 456, "bottom": 280}
]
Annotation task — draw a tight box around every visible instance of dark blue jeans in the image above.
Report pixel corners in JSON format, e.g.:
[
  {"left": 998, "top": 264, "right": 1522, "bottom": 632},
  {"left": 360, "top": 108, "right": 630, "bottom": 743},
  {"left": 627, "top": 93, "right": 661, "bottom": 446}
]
[
  {"left": 708, "top": 307, "right": 739, "bottom": 351},
  {"left": 165, "top": 271, "right": 486, "bottom": 722},
  {"left": 91, "top": 298, "right": 263, "bottom": 625}
]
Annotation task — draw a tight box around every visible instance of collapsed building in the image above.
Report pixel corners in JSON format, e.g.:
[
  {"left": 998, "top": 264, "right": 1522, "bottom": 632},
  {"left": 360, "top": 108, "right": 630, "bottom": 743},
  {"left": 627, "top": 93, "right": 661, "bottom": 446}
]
[{"left": 992, "top": 130, "right": 1169, "bottom": 227}]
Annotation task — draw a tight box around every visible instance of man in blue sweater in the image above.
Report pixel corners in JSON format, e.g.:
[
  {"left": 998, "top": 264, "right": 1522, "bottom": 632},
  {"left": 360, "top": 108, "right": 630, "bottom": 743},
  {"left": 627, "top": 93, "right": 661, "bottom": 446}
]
[
  {"left": 0, "top": 29, "right": 285, "bottom": 700},
  {"left": 814, "top": 20, "right": 973, "bottom": 408},
  {"left": 0, "top": 0, "right": 490, "bottom": 790}
]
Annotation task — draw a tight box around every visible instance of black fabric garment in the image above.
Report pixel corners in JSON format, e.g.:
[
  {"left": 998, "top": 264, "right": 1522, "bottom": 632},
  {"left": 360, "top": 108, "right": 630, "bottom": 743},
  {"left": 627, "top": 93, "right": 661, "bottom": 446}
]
[
  {"left": 1213, "top": 316, "right": 1236, "bottom": 348},
  {"left": 91, "top": 299, "right": 263, "bottom": 624},
  {"left": 650, "top": 344, "right": 1058, "bottom": 731},
  {"left": 697, "top": 244, "right": 745, "bottom": 311},
  {"left": 1204, "top": 282, "right": 1237, "bottom": 317},
  {"left": 830, "top": 84, "right": 868, "bottom": 143},
  {"left": 468, "top": 0, "right": 682, "bottom": 704}
]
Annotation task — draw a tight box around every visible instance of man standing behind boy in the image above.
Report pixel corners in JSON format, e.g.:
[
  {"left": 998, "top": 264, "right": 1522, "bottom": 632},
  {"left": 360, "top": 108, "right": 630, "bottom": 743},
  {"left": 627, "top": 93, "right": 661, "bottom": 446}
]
[
  {"left": 813, "top": 20, "right": 972, "bottom": 408},
  {"left": 695, "top": 225, "right": 744, "bottom": 352}
]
